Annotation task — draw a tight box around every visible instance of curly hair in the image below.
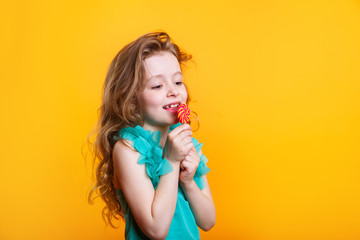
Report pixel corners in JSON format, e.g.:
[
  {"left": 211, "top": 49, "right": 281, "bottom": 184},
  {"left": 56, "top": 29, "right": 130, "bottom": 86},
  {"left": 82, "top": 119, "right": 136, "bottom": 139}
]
[{"left": 85, "top": 31, "right": 193, "bottom": 228}]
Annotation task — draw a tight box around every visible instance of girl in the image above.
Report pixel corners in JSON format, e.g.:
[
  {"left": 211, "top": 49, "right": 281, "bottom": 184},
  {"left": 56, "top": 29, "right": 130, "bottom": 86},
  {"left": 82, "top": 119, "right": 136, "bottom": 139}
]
[{"left": 88, "top": 31, "right": 215, "bottom": 240}]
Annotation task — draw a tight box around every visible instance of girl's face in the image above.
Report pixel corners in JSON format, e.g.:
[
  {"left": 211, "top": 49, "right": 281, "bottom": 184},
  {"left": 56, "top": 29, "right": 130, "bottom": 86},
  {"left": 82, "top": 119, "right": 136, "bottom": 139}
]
[{"left": 141, "top": 51, "right": 188, "bottom": 127}]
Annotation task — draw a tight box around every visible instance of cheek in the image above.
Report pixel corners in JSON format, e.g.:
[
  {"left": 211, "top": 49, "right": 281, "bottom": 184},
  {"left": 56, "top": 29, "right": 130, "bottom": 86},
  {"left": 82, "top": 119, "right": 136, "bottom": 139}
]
[
  {"left": 141, "top": 91, "right": 162, "bottom": 110},
  {"left": 182, "top": 87, "right": 188, "bottom": 101}
]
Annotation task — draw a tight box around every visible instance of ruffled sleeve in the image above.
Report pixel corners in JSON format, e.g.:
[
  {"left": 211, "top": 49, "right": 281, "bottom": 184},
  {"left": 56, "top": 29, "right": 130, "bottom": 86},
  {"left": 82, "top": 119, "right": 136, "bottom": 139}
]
[
  {"left": 116, "top": 126, "right": 173, "bottom": 189},
  {"left": 191, "top": 137, "right": 211, "bottom": 190}
]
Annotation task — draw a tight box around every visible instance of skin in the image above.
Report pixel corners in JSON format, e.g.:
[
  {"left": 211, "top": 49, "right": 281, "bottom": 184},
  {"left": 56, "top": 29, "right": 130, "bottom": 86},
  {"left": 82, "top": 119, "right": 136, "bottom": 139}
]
[{"left": 112, "top": 51, "right": 215, "bottom": 240}]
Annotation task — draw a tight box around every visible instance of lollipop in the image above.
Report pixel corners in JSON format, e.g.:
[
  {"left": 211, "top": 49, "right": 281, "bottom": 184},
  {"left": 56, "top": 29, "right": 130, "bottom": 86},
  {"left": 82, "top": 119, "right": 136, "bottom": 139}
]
[{"left": 177, "top": 104, "right": 190, "bottom": 124}]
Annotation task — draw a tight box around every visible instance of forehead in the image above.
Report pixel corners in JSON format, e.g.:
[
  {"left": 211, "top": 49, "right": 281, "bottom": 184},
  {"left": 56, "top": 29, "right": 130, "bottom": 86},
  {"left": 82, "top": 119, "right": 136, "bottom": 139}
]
[{"left": 143, "top": 52, "right": 181, "bottom": 77}]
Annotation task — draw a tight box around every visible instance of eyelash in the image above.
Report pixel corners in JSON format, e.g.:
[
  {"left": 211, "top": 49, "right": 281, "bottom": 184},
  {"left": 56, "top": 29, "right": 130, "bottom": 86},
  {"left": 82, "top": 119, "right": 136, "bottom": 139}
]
[{"left": 151, "top": 82, "right": 183, "bottom": 89}]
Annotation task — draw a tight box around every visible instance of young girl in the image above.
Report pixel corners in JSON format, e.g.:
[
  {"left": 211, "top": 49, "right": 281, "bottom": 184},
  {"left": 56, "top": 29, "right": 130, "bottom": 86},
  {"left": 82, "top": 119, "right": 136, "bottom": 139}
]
[{"left": 88, "top": 31, "right": 215, "bottom": 240}]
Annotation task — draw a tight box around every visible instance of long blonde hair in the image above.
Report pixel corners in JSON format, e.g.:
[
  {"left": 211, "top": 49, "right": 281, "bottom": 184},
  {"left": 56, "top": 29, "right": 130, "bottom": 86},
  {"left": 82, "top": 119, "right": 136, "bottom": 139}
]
[{"left": 85, "top": 31, "right": 192, "bottom": 228}]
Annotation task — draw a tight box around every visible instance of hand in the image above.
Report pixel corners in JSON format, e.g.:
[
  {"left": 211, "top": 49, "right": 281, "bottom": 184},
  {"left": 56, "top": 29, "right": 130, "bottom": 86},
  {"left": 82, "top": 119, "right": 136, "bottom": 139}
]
[
  {"left": 163, "top": 124, "right": 193, "bottom": 163},
  {"left": 179, "top": 145, "right": 200, "bottom": 185}
]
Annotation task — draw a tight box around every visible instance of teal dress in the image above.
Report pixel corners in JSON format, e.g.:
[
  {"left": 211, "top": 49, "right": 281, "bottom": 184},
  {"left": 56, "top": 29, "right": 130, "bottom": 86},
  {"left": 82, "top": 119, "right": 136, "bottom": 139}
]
[{"left": 113, "top": 123, "right": 210, "bottom": 240}]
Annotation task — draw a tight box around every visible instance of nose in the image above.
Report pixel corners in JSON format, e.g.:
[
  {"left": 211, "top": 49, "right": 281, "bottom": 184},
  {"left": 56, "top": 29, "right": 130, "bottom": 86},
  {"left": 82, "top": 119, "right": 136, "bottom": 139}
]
[{"left": 166, "top": 83, "right": 179, "bottom": 97}]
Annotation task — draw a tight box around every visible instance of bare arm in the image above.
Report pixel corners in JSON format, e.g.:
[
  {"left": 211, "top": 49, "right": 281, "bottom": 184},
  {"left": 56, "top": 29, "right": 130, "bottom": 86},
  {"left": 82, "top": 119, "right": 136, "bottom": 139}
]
[
  {"left": 179, "top": 149, "right": 216, "bottom": 231},
  {"left": 113, "top": 141, "right": 180, "bottom": 240},
  {"left": 113, "top": 124, "right": 193, "bottom": 240}
]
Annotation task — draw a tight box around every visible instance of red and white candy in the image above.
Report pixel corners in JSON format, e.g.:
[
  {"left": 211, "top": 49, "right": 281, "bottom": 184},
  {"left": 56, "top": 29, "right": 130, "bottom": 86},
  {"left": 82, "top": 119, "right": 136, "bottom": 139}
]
[{"left": 177, "top": 104, "right": 190, "bottom": 124}]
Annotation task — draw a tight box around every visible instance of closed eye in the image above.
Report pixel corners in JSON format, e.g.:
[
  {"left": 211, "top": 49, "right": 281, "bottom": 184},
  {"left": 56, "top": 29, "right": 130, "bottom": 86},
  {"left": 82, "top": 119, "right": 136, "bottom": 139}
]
[{"left": 152, "top": 85, "right": 162, "bottom": 89}]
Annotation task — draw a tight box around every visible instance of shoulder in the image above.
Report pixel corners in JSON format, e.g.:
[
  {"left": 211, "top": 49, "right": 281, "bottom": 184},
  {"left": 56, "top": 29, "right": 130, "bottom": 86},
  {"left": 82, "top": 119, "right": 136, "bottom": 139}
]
[
  {"left": 113, "top": 137, "right": 133, "bottom": 152},
  {"left": 113, "top": 138, "right": 133, "bottom": 151},
  {"left": 112, "top": 139, "right": 148, "bottom": 187},
  {"left": 112, "top": 125, "right": 145, "bottom": 156},
  {"left": 113, "top": 139, "right": 140, "bottom": 166}
]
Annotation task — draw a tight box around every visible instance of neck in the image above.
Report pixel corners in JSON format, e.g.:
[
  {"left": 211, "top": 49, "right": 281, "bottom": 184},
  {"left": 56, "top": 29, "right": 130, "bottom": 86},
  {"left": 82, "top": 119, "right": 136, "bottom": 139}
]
[{"left": 142, "top": 122, "right": 170, "bottom": 148}]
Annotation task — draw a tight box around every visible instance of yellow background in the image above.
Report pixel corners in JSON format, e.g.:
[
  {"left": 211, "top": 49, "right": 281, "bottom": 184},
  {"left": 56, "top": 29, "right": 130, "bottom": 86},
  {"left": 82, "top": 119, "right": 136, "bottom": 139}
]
[{"left": 1, "top": 0, "right": 359, "bottom": 239}]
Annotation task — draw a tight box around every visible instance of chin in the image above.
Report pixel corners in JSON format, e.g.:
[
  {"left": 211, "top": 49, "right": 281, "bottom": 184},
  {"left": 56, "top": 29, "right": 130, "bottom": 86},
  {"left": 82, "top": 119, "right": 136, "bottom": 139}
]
[
  {"left": 161, "top": 118, "right": 179, "bottom": 126},
  {"left": 148, "top": 113, "right": 179, "bottom": 127},
  {"left": 170, "top": 117, "right": 180, "bottom": 125}
]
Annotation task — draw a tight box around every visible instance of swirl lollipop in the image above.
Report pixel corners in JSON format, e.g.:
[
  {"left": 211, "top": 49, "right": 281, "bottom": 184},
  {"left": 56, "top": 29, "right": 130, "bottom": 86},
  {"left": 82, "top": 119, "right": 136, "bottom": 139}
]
[{"left": 177, "top": 104, "right": 190, "bottom": 124}]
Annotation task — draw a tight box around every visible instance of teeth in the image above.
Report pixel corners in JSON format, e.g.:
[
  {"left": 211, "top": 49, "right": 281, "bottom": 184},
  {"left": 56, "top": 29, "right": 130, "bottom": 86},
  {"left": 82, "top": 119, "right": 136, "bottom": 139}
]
[{"left": 164, "top": 104, "right": 180, "bottom": 109}]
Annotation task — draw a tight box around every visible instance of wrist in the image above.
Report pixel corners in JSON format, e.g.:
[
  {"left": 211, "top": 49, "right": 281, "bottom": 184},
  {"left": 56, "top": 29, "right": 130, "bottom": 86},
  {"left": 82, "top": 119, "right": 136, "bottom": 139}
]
[
  {"left": 163, "top": 154, "right": 179, "bottom": 164},
  {"left": 167, "top": 159, "right": 180, "bottom": 168},
  {"left": 180, "top": 179, "right": 196, "bottom": 189}
]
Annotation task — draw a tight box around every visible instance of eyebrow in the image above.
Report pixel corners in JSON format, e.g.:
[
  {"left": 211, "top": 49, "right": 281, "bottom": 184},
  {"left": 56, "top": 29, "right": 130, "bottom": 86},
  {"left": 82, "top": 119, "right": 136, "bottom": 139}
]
[{"left": 149, "top": 71, "right": 183, "bottom": 80}]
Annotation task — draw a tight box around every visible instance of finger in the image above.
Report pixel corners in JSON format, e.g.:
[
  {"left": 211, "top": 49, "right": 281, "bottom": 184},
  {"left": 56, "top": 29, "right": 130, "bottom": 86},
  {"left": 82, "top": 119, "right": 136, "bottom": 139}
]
[
  {"left": 191, "top": 151, "right": 200, "bottom": 161},
  {"left": 174, "top": 139, "right": 192, "bottom": 155},
  {"left": 169, "top": 123, "right": 192, "bottom": 137},
  {"left": 184, "top": 157, "right": 196, "bottom": 165},
  {"left": 174, "top": 130, "right": 193, "bottom": 142},
  {"left": 183, "top": 142, "right": 194, "bottom": 155},
  {"left": 180, "top": 159, "right": 192, "bottom": 169},
  {"left": 180, "top": 162, "right": 190, "bottom": 172},
  {"left": 179, "top": 136, "right": 192, "bottom": 147},
  {"left": 185, "top": 154, "right": 199, "bottom": 165},
  {"left": 180, "top": 163, "right": 185, "bottom": 171},
  {"left": 192, "top": 148, "right": 200, "bottom": 158},
  {"left": 184, "top": 154, "right": 192, "bottom": 161},
  {"left": 187, "top": 147, "right": 196, "bottom": 155},
  {"left": 186, "top": 150, "right": 199, "bottom": 162}
]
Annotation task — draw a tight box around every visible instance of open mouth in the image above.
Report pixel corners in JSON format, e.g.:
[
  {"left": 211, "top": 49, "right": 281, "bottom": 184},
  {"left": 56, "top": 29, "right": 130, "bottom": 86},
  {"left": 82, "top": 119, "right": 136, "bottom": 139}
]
[{"left": 163, "top": 103, "right": 180, "bottom": 109}]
